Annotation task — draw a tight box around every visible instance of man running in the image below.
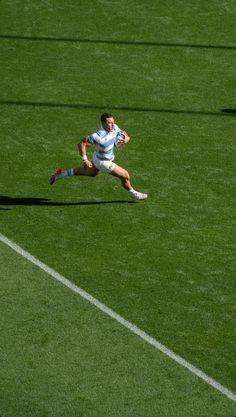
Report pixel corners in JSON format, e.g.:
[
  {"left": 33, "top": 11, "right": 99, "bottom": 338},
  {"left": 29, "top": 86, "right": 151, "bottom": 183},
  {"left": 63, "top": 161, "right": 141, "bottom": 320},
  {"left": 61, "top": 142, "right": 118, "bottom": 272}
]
[{"left": 50, "top": 112, "right": 148, "bottom": 201}]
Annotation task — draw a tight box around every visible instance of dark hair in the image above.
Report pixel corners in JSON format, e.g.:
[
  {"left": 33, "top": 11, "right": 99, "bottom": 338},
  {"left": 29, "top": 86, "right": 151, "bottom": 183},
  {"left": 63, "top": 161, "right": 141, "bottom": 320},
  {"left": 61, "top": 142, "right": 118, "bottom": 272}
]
[{"left": 101, "top": 112, "right": 113, "bottom": 122}]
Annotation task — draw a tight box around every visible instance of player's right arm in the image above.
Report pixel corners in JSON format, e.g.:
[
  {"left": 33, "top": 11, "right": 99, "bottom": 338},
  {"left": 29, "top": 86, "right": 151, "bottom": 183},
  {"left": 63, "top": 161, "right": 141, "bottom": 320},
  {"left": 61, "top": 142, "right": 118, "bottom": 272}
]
[{"left": 78, "top": 137, "right": 93, "bottom": 168}]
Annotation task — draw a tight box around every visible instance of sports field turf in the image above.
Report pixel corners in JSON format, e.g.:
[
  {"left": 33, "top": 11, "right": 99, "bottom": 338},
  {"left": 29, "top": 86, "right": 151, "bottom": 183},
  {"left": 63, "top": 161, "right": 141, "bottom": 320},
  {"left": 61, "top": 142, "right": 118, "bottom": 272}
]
[{"left": 0, "top": 1, "right": 236, "bottom": 416}]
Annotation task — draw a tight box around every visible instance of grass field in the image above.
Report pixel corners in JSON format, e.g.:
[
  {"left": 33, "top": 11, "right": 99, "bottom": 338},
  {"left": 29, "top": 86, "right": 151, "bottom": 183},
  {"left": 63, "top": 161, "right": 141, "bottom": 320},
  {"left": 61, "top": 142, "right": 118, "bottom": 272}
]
[{"left": 0, "top": 1, "right": 236, "bottom": 416}]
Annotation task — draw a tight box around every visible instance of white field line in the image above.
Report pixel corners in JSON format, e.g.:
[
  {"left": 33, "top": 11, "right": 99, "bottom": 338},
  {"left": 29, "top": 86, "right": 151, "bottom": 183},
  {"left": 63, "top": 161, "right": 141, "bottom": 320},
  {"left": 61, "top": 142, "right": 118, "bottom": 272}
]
[{"left": 0, "top": 231, "right": 235, "bottom": 403}]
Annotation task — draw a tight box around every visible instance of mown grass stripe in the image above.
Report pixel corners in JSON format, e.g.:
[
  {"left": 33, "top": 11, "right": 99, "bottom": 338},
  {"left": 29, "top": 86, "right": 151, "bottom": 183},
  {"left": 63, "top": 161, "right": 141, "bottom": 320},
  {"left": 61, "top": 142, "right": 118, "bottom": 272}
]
[{"left": 1, "top": 231, "right": 235, "bottom": 403}]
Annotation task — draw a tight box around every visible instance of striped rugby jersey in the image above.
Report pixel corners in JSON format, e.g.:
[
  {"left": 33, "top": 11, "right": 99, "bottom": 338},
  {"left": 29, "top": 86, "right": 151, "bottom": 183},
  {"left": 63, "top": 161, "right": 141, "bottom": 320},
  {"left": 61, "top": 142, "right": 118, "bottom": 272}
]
[{"left": 87, "top": 124, "right": 123, "bottom": 161}]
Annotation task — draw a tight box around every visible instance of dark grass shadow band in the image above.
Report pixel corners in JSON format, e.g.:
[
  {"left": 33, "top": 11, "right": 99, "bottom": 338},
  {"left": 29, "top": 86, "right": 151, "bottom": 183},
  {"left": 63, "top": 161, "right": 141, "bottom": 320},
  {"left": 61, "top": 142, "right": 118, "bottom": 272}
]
[
  {"left": 221, "top": 108, "right": 236, "bottom": 114},
  {"left": 0, "top": 34, "right": 236, "bottom": 50},
  {"left": 0, "top": 196, "right": 135, "bottom": 206},
  {"left": 0, "top": 100, "right": 235, "bottom": 118}
]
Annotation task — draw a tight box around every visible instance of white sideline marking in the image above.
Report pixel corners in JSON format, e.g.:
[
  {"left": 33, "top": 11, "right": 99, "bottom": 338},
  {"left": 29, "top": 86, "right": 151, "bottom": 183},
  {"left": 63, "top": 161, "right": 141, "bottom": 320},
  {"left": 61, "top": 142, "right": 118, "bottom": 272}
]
[{"left": 1, "top": 231, "right": 235, "bottom": 403}]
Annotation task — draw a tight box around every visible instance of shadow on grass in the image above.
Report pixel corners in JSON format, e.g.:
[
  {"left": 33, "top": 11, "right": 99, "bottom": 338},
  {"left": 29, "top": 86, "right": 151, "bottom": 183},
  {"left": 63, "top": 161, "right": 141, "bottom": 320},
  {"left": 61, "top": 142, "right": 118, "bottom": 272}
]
[
  {"left": 221, "top": 108, "right": 236, "bottom": 114},
  {"left": 0, "top": 196, "right": 134, "bottom": 206},
  {"left": 0, "top": 34, "right": 235, "bottom": 50},
  {"left": 0, "top": 99, "right": 235, "bottom": 118}
]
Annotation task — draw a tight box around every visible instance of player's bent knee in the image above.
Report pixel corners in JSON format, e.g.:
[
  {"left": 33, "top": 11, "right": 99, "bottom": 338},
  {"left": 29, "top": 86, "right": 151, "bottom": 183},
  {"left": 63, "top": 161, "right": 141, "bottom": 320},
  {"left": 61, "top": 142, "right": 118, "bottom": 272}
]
[
  {"left": 111, "top": 166, "right": 130, "bottom": 181},
  {"left": 119, "top": 171, "right": 130, "bottom": 182},
  {"left": 123, "top": 170, "right": 130, "bottom": 181}
]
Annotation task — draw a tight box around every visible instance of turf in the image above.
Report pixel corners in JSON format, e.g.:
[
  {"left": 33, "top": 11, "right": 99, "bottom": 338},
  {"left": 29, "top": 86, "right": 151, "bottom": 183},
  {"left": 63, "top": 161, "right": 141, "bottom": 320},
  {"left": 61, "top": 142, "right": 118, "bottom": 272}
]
[
  {"left": 1, "top": 242, "right": 235, "bottom": 417},
  {"left": 0, "top": 0, "right": 236, "bottom": 416}
]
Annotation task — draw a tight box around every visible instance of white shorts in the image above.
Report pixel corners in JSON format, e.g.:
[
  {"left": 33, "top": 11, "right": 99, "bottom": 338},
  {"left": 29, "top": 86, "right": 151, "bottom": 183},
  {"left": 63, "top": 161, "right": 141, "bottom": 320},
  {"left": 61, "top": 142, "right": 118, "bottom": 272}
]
[{"left": 92, "top": 154, "right": 117, "bottom": 173}]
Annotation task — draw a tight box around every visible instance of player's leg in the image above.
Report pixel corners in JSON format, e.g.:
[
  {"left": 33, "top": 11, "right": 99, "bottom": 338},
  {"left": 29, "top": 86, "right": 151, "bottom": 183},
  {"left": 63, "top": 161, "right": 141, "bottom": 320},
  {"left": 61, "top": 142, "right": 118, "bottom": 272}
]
[
  {"left": 49, "top": 164, "right": 99, "bottom": 184},
  {"left": 74, "top": 164, "right": 100, "bottom": 177},
  {"left": 110, "top": 165, "right": 132, "bottom": 190},
  {"left": 110, "top": 164, "right": 148, "bottom": 200}
]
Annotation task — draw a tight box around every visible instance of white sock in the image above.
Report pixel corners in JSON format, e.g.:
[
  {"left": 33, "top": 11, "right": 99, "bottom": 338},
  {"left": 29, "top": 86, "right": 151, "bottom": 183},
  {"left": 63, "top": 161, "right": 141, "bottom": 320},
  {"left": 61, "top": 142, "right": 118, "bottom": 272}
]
[{"left": 128, "top": 188, "right": 136, "bottom": 195}]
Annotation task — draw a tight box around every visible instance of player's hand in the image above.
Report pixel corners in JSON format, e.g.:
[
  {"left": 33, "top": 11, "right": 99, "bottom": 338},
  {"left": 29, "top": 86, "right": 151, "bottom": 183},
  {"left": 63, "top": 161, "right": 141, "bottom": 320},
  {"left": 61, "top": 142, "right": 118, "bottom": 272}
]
[
  {"left": 121, "top": 130, "right": 130, "bottom": 143},
  {"left": 83, "top": 159, "right": 93, "bottom": 168}
]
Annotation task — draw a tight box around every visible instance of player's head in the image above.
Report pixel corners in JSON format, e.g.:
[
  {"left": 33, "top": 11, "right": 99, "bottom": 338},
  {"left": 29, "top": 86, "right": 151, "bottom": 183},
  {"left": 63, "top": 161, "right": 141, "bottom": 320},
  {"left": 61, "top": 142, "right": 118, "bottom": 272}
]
[{"left": 101, "top": 112, "right": 115, "bottom": 132}]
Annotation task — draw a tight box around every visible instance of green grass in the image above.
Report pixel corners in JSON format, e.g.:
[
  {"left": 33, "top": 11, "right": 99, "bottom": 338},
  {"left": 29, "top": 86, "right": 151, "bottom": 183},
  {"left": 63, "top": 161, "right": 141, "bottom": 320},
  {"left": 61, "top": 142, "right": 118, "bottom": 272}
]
[
  {"left": 1, "top": 242, "right": 235, "bottom": 417},
  {"left": 0, "top": 0, "right": 236, "bottom": 416}
]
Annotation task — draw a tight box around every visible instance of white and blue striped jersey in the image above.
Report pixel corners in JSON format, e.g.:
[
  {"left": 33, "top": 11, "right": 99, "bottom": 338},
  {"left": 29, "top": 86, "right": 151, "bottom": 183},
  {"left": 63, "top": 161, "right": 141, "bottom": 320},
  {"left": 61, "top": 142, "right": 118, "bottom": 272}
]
[{"left": 87, "top": 124, "right": 123, "bottom": 161}]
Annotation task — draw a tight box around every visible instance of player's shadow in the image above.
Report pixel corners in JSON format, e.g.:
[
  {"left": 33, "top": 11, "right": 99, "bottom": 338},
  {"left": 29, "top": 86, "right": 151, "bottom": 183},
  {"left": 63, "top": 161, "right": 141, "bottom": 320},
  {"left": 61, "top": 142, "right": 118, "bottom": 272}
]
[{"left": 0, "top": 196, "right": 134, "bottom": 206}]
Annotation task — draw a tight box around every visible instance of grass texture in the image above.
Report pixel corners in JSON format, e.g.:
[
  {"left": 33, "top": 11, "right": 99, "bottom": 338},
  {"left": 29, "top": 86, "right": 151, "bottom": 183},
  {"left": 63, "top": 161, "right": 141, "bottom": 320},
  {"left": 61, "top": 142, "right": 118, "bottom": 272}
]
[{"left": 0, "top": 1, "right": 236, "bottom": 416}]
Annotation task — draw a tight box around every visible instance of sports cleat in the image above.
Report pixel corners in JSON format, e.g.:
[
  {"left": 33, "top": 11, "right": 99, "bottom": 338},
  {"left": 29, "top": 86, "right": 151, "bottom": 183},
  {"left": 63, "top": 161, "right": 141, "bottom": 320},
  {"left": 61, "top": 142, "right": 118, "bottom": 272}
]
[
  {"left": 129, "top": 191, "right": 148, "bottom": 200},
  {"left": 49, "top": 168, "right": 64, "bottom": 185}
]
